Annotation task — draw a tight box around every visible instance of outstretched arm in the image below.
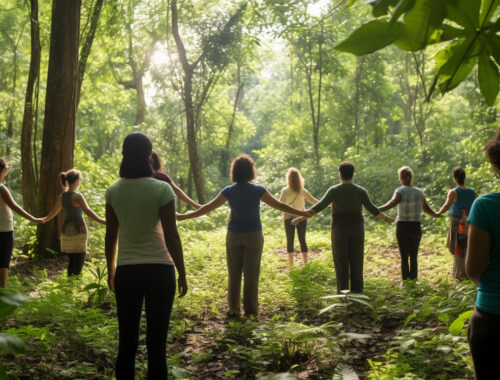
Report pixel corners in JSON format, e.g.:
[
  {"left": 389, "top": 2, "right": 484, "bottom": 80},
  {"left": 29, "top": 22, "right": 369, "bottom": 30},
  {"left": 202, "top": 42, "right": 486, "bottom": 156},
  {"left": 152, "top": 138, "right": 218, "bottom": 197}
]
[
  {"left": 304, "top": 190, "right": 319, "bottom": 205},
  {"left": 0, "top": 186, "right": 42, "bottom": 223},
  {"left": 378, "top": 192, "right": 401, "bottom": 212},
  {"left": 170, "top": 181, "right": 201, "bottom": 209},
  {"left": 176, "top": 192, "right": 227, "bottom": 220},
  {"left": 160, "top": 201, "right": 187, "bottom": 297},
  {"left": 423, "top": 198, "right": 439, "bottom": 218},
  {"left": 261, "top": 191, "right": 311, "bottom": 217},
  {"left": 41, "top": 194, "right": 63, "bottom": 223},
  {"left": 105, "top": 204, "right": 119, "bottom": 291},
  {"left": 466, "top": 224, "right": 490, "bottom": 285},
  {"left": 75, "top": 194, "right": 106, "bottom": 224},
  {"left": 437, "top": 189, "right": 456, "bottom": 215}
]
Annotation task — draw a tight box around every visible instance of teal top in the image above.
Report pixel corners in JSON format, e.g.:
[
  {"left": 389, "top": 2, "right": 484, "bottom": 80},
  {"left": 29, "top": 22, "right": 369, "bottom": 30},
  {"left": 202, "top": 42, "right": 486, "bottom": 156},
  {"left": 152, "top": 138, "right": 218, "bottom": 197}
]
[
  {"left": 312, "top": 183, "right": 379, "bottom": 217},
  {"left": 61, "top": 192, "right": 83, "bottom": 222},
  {"left": 449, "top": 187, "right": 475, "bottom": 218},
  {"left": 105, "top": 177, "right": 176, "bottom": 266},
  {"left": 467, "top": 193, "right": 500, "bottom": 315}
]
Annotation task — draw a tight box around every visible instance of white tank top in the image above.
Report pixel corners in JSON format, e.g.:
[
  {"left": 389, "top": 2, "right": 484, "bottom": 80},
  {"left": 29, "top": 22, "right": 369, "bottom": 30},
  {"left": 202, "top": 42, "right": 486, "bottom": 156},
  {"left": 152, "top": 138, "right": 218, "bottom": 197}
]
[{"left": 0, "top": 184, "right": 13, "bottom": 232}]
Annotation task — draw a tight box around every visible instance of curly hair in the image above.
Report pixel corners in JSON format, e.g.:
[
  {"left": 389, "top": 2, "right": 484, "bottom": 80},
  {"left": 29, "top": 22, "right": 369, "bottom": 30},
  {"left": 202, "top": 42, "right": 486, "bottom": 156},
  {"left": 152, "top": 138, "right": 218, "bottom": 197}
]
[
  {"left": 286, "top": 168, "right": 304, "bottom": 193},
  {"left": 230, "top": 154, "right": 256, "bottom": 184}
]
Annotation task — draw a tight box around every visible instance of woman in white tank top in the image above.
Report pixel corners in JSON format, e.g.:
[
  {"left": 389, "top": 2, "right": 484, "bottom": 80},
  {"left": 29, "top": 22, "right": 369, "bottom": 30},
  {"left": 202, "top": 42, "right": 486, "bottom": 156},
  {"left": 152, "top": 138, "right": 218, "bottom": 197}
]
[{"left": 0, "top": 158, "right": 44, "bottom": 287}]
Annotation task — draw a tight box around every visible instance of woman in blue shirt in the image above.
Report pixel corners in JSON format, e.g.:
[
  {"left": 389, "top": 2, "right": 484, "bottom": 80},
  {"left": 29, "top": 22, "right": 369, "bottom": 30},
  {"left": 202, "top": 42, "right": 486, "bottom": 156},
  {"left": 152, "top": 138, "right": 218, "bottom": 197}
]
[
  {"left": 437, "top": 167, "right": 477, "bottom": 280},
  {"left": 177, "top": 154, "right": 310, "bottom": 316},
  {"left": 466, "top": 130, "right": 500, "bottom": 379}
]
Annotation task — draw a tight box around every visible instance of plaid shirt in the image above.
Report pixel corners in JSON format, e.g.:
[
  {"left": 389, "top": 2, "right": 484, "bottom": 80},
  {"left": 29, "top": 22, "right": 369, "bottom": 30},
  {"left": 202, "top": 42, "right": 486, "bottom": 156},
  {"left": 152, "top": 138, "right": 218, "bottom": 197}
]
[{"left": 395, "top": 186, "right": 424, "bottom": 222}]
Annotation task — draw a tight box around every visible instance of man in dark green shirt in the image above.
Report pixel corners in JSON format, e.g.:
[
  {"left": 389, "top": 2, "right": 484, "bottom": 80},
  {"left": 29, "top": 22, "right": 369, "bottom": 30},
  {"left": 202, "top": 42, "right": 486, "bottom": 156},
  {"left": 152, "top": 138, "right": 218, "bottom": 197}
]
[{"left": 293, "top": 162, "right": 393, "bottom": 293}]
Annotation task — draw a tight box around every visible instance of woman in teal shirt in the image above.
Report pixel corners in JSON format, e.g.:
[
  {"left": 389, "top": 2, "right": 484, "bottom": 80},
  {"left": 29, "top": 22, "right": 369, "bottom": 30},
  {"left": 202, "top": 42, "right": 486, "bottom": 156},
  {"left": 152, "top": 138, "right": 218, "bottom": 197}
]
[{"left": 466, "top": 130, "right": 500, "bottom": 379}]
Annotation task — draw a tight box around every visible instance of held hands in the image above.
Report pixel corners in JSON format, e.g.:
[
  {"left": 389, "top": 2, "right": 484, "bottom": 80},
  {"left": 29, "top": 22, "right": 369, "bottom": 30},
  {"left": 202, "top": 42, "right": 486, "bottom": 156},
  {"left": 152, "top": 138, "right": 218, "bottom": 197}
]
[
  {"left": 31, "top": 217, "right": 46, "bottom": 224},
  {"left": 291, "top": 216, "right": 306, "bottom": 226},
  {"left": 385, "top": 216, "right": 395, "bottom": 223}
]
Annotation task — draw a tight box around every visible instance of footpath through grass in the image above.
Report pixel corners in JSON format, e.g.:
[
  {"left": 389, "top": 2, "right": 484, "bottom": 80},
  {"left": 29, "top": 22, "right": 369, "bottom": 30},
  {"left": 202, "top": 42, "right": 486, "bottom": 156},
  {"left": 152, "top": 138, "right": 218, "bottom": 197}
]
[{"left": 1, "top": 214, "right": 475, "bottom": 379}]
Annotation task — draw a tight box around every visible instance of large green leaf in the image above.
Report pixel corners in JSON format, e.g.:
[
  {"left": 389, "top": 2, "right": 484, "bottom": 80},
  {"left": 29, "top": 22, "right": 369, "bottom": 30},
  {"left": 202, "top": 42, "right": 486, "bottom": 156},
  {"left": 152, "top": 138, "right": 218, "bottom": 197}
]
[
  {"left": 369, "top": 0, "right": 400, "bottom": 17},
  {"left": 389, "top": 0, "right": 416, "bottom": 26},
  {"left": 396, "top": 0, "right": 446, "bottom": 51},
  {"left": 480, "top": 0, "right": 500, "bottom": 26},
  {"left": 0, "top": 291, "right": 29, "bottom": 320},
  {"left": 485, "top": 33, "right": 500, "bottom": 66},
  {"left": 0, "top": 333, "right": 25, "bottom": 354},
  {"left": 336, "top": 20, "right": 404, "bottom": 55},
  {"left": 446, "top": 0, "right": 480, "bottom": 30},
  {"left": 478, "top": 50, "right": 500, "bottom": 106},
  {"left": 430, "top": 24, "right": 469, "bottom": 44},
  {"left": 435, "top": 36, "right": 480, "bottom": 93},
  {"left": 449, "top": 310, "right": 473, "bottom": 335}
]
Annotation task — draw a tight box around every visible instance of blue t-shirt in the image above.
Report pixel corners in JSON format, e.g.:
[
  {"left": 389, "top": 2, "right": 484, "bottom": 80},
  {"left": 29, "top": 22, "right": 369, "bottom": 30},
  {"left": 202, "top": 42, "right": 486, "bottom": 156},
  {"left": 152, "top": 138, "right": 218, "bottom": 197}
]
[
  {"left": 449, "top": 187, "right": 475, "bottom": 218},
  {"left": 467, "top": 193, "right": 500, "bottom": 315},
  {"left": 221, "top": 183, "right": 267, "bottom": 233}
]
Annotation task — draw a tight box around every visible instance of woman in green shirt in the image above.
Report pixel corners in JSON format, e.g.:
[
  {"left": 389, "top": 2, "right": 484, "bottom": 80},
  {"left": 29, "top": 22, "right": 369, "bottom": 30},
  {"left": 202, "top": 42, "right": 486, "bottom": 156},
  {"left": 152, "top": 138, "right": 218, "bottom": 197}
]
[{"left": 294, "top": 162, "right": 393, "bottom": 293}]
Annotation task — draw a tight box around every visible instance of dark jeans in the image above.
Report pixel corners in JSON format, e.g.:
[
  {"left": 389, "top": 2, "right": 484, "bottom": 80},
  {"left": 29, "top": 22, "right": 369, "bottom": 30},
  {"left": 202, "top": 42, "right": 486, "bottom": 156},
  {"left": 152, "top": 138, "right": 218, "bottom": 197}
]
[
  {"left": 114, "top": 264, "right": 176, "bottom": 380},
  {"left": 66, "top": 253, "right": 85, "bottom": 276},
  {"left": 468, "top": 306, "right": 500, "bottom": 379},
  {"left": 284, "top": 218, "right": 308, "bottom": 252},
  {"left": 331, "top": 214, "right": 364, "bottom": 293},
  {"left": 396, "top": 221, "right": 422, "bottom": 280}
]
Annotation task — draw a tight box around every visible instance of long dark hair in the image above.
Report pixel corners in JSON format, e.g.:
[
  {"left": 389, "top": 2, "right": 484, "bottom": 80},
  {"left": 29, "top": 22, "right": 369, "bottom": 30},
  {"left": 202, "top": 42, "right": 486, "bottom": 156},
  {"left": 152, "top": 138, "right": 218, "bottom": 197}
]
[{"left": 119, "top": 132, "right": 153, "bottom": 178}]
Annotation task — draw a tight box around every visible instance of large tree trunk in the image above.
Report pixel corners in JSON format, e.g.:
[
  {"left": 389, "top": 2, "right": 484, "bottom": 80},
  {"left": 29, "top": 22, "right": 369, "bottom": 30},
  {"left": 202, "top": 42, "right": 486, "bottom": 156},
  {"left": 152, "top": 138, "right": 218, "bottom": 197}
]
[
  {"left": 37, "top": 0, "right": 81, "bottom": 254},
  {"left": 171, "top": 0, "right": 205, "bottom": 203},
  {"left": 21, "top": 0, "right": 41, "bottom": 214}
]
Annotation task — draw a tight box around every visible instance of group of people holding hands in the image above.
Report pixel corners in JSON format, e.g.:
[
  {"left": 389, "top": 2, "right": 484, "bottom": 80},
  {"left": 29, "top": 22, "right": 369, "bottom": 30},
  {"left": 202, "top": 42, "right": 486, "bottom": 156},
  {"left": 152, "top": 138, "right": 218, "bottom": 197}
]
[{"left": 0, "top": 130, "right": 499, "bottom": 379}]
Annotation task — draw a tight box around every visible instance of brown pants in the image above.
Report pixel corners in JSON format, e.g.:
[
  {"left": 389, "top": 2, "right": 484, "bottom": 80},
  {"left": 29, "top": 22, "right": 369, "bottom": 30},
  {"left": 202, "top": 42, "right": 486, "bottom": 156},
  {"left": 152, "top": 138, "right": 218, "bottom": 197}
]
[{"left": 226, "top": 230, "right": 264, "bottom": 315}]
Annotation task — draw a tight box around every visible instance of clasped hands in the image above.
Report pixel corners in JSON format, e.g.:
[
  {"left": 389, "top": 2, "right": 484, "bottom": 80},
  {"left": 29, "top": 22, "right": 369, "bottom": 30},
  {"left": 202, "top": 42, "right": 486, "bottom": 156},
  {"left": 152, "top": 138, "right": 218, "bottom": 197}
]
[{"left": 291, "top": 209, "right": 315, "bottom": 225}]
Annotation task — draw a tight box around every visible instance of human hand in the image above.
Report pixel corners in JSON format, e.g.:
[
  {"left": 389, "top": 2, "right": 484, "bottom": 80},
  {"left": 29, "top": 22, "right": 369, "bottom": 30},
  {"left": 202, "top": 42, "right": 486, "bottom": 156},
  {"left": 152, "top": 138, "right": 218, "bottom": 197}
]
[
  {"left": 32, "top": 217, "right": 45, "bottom": 224},
  {"left": 291, "top": 217, "right": 305, "bottom": 226},
  {"left": 385, "top": 216, "right": 395, "bottom": 223},
  {"left": 177, "top": 275, "right": 188, "bottom": 297}
]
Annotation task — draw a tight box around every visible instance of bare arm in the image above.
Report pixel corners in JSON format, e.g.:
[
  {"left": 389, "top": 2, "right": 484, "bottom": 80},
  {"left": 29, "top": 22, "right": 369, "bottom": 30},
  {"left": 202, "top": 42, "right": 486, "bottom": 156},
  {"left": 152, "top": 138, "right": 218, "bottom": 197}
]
[
  {"left": 105, "top": 204, "right": 119, "bottom": 291},
  {"left": 375, "top": 212, "right": 394, "bottom": 223},
  {"left": 41, "top": 194, "right": 63, "bottom": 223},
  {"left": 176, "top": 192, "right": 227, "bottom": 220},
  {"left": 261, "top": 191, "right": 311, "bottom": 217},
  {"left": 160, "top": 201, "right": 187, "bottom": 297},
  {"left": 466, "top": 224, "right": 490, "bottom": 285},
  {"left": 437, "top": 189, "right": 457, "bottom": 215},
  {"left": 423, "top": 198, "right": 439, "bottom": 218},
  {"left": 379, "top": 192, "right": 401, "bottom": 212},
  {"left": 0, "top": 186, "right": 41, "bottom": 222},
  {"left": 74, "top": 194, "right": 106, "bottom": 224},
  {"left": 304, "top": 190, "right": 319, "bottom": 205},
  {"left": 170, "top": 181, "right": 201, "bottom": 209}
]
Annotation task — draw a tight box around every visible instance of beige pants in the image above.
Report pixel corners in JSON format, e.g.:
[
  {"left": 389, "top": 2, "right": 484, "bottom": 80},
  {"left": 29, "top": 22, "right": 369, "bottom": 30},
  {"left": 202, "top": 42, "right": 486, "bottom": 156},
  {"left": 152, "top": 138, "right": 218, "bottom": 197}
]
[{"left": 226, "top": 230, "right": 264, "bottom": 316}]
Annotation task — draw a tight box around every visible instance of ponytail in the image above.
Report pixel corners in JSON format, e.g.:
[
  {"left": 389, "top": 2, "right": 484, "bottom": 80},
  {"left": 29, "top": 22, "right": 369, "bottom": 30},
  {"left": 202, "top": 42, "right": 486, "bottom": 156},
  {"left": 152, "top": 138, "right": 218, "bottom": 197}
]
[{"left": 60, "top": 172, "right": 68, "bottom": 188}]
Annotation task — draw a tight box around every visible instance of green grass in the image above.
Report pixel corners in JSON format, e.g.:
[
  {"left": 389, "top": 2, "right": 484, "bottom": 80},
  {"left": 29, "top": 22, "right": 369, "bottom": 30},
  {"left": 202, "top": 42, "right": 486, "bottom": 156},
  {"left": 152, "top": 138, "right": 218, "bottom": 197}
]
[{"left": 1, "top": 219, "right": 475, "bottom": 379}]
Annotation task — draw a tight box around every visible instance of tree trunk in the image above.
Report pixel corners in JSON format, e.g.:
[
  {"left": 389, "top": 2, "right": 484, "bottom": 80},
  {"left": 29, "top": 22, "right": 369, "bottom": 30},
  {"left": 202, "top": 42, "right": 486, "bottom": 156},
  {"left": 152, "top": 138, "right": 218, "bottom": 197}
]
[
  {"left": 171, "top": 0, "right": 205, "bottom": 203},
  {"left": 37, "top": 0, "right": 81, "bottom": 254},
  {"left": 76, "top": 0, "right": 103, "bottom": 107},
  {"left": 21, "top": 0, "right": 41, "bottom": 213}
]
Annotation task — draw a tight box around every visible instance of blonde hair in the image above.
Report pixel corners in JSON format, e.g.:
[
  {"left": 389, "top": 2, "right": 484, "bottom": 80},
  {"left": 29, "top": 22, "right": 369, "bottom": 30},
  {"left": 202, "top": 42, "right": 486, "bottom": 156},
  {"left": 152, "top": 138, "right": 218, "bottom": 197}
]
[
  {"left": 398, "top": 166, "right": 413, "bottom": 185},
  {"left": 60, "top": 169, "right": 81, "bottom": 189},
  {"left": 286, "top": 168, "right": 304, "bottom": 193}
]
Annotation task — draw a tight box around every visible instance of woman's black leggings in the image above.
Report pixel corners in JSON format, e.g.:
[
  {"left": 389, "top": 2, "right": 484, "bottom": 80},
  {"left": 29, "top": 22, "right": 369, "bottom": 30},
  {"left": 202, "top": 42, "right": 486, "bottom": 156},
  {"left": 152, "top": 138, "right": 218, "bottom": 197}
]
[
  {"left": 396, "top": 221, "right": 422, "bottom": 280},
  {"left": 469, "top": 306, "right": 500, "bottom": 379},
  {"left": 114, "top": 264, "right": 176, "bottom": 380},
  {"left": 284, "top": 218, "right": 308, "bottom": 252},
  {"left": 66, "top": 253, "right": 85, "bottom": 276}
]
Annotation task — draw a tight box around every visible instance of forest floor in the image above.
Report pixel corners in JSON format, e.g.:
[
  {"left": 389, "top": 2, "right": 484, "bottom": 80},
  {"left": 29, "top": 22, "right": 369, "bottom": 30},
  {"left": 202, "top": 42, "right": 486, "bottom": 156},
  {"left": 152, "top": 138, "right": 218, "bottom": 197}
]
[{"left": 1, "top": 225, "right": 475, "bottom": 379}]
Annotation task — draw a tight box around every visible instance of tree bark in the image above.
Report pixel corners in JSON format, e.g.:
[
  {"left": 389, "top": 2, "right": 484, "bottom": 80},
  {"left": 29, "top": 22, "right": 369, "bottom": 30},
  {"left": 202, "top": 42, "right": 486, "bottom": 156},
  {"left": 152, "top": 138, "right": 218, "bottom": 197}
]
[
  {"left": 37, "top": 0, "right": 81, "bottom": 254},
  {"left": 21, "top": 0, "right": 40, "bottom": 213},
  {"left": 76, "top": 0, "right": 104, "bottom": 107},
  {"left": 171, "top": 0, "right": 205, "bottom": 203}
]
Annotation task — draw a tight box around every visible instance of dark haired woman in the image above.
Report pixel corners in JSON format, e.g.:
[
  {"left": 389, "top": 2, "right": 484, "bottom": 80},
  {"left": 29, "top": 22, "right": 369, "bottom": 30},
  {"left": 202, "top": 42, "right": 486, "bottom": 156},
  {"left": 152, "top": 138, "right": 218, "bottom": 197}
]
[
  {"left": 279, "top": 168, "right": 318, "bottom": 266},
  {"left": 105, "top": 132, "right": 187, "bottom": 379},
  {"left": 0, "top": 158, "right": 44, "bottom": 287},
  {"left": 177, "top": 154, "right": 310, "bottom": 316},
  {"left": 293, "top": 162, "right": 393, "bottom": 293},
  {"left": 437, "top": 167, "right": 477, "bottom": 280},
  {"left": 466, "top": 129, "right": 500, "bottom": 380},
  {"left": 151, "top": 151, "right": 201, "bottom": 209},
  {"left": 43, "top": 169, "right": 105, "bottom": 276},
  {"left": 379, "top": 166, "right": 439, "bottom": 281}
]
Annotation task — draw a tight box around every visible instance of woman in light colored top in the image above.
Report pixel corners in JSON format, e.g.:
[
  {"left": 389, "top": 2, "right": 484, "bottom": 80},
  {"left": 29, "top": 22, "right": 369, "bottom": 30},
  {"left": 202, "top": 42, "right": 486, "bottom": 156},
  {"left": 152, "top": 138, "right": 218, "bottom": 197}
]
[
  {"left": 293, "top": 162, "right": 393, "bottom": 293},
  {"left": 177, "top": 155, "right": 310, "bottom": 316},
  {"left": 437, "top": 167, "right": 477, "bottom": 280},
  {"left": 151, "top": 151, "right": 201, "bottom": 209},
  {"left": 105, "top": 132, "right": 187, "bottom": 379},
  {"left": 466, "top": 129, "right": 500, "bottom": 379},
  {"left": 379, "top": 166, "right": 438, "bottom": 281},
  {"left": 43, "top": 169, "right": 105, "bottom": 276},
  {"left": 279, "top": 168, "right": 318, "bottom": 265},
  {"left": 0, "top": 158, "right": 44, "bottom": 287}
]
